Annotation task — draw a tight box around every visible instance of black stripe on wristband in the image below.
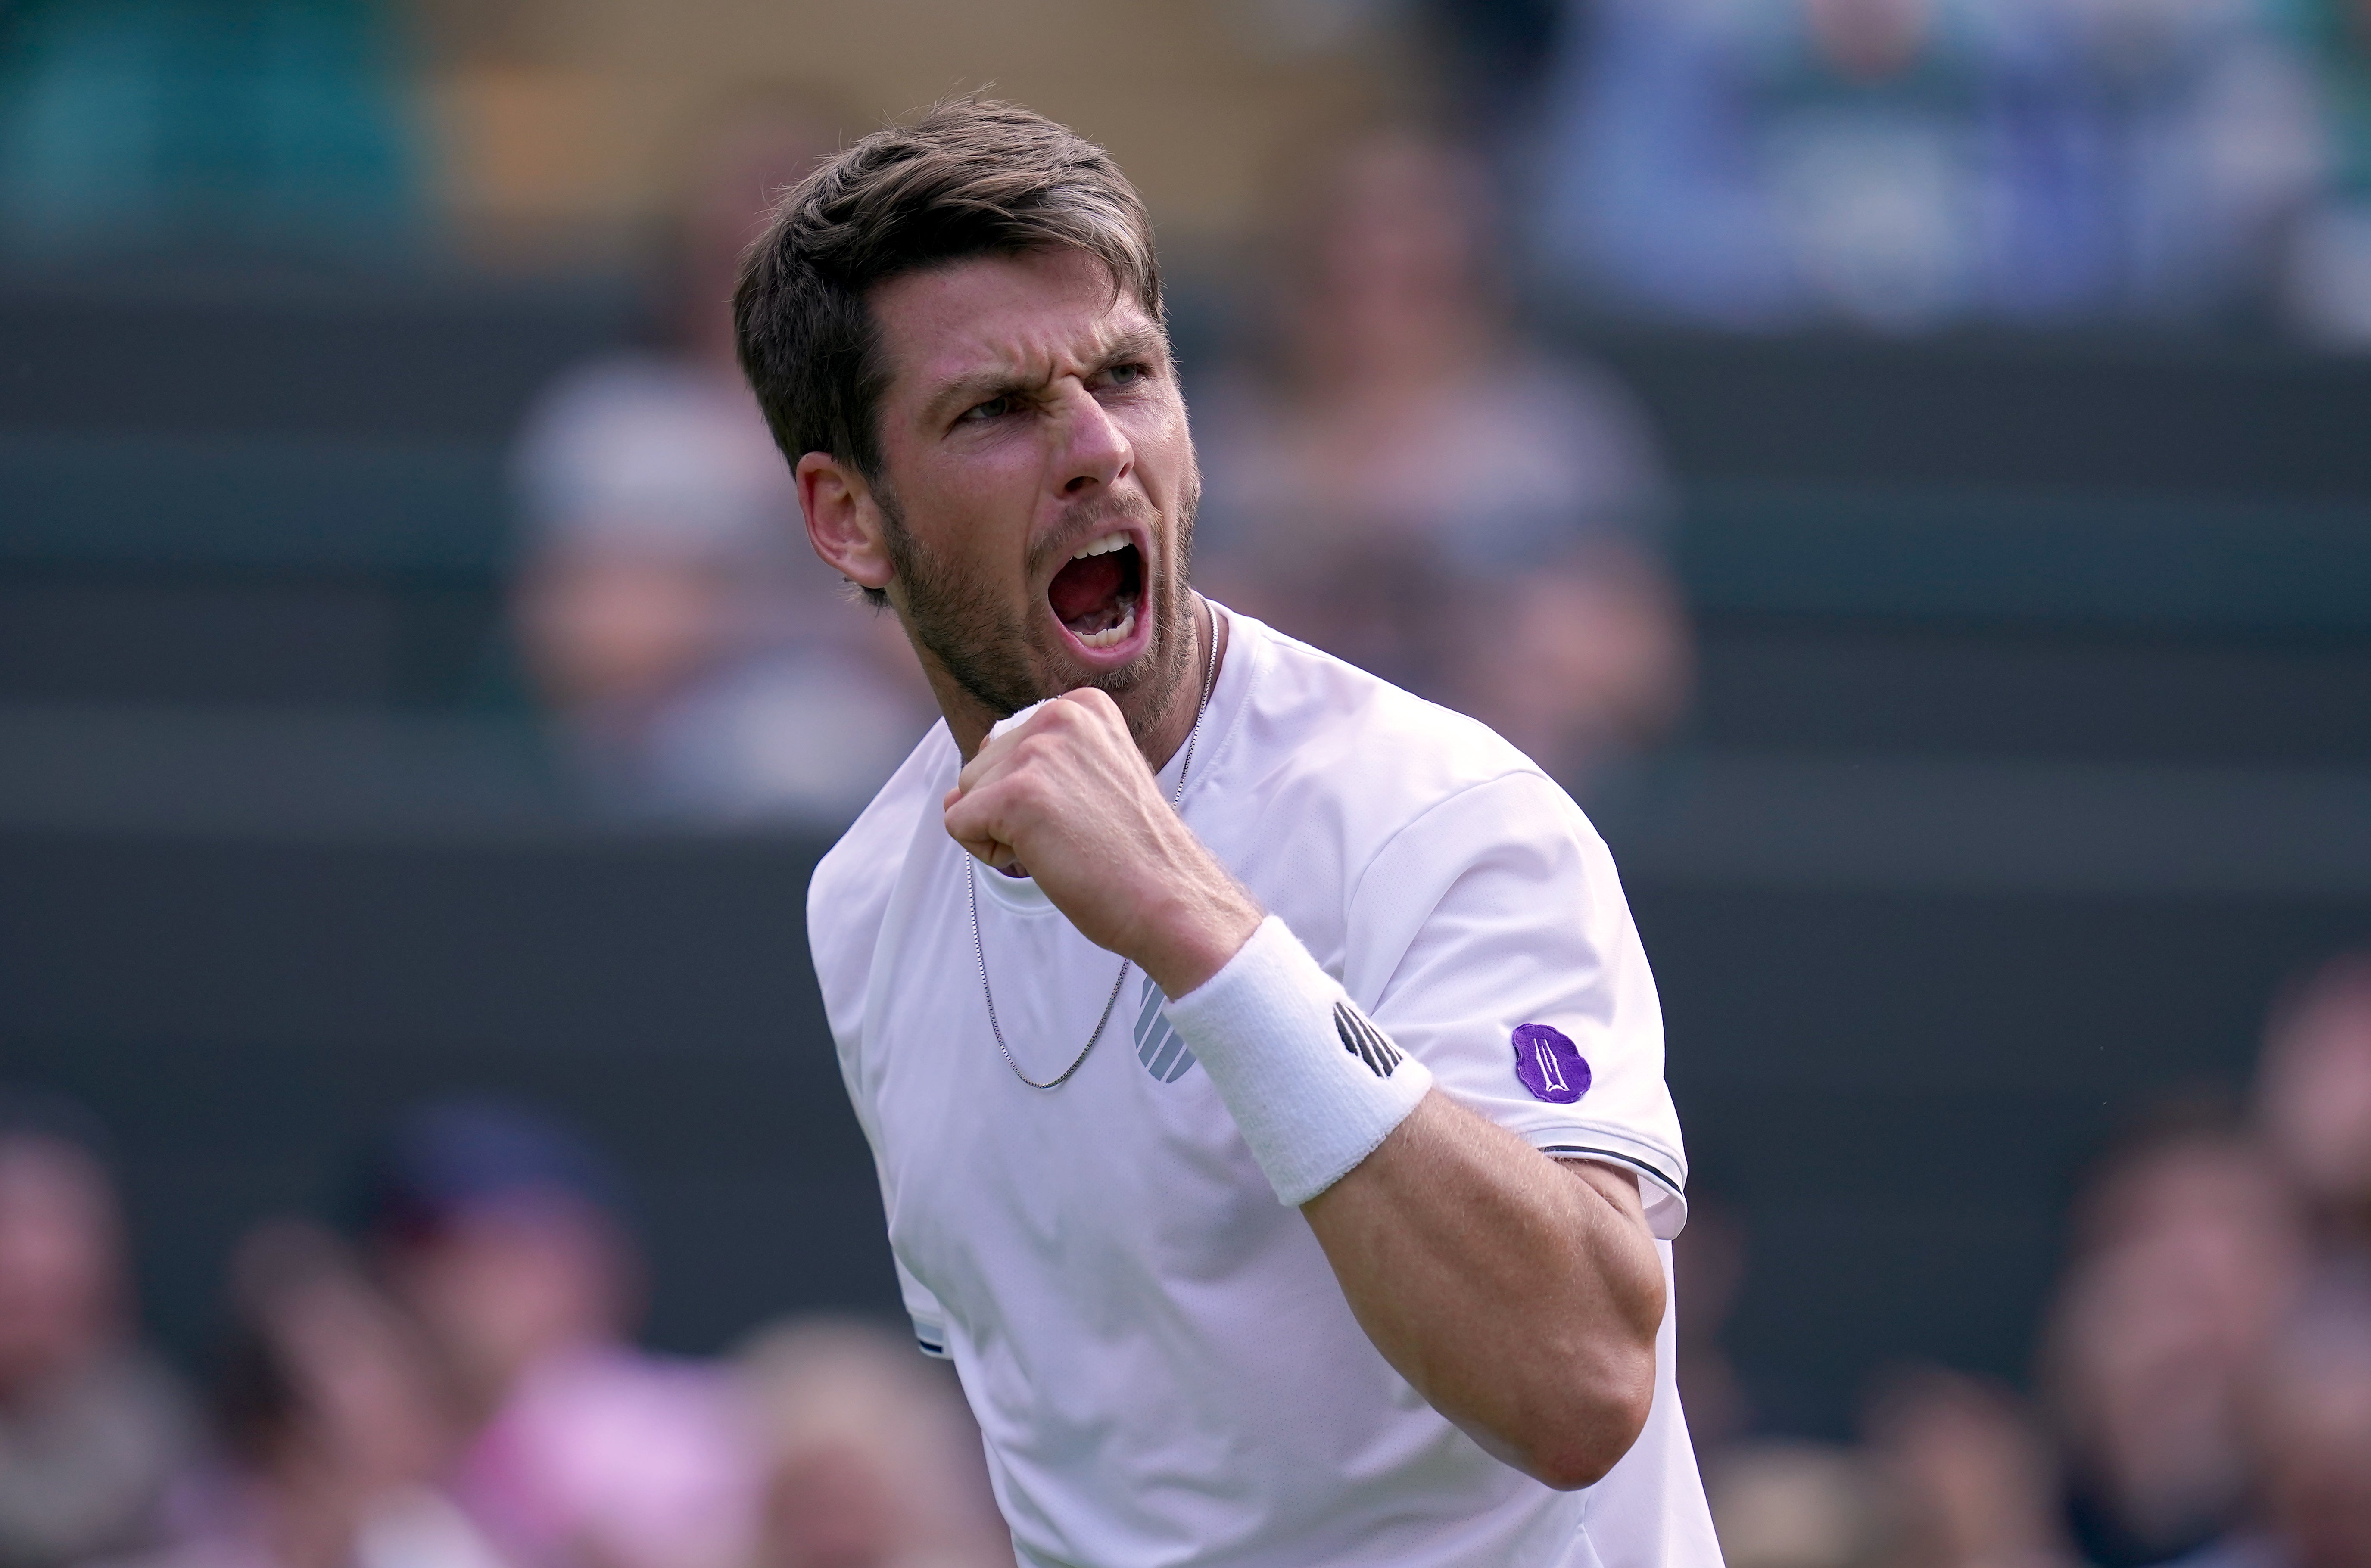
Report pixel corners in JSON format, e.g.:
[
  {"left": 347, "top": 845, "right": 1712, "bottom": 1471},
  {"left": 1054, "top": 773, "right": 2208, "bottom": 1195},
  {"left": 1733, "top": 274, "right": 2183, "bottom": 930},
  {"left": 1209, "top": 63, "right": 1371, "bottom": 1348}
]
[{"left": 1333, "top": 1002, "right": 1404, "bottom": 1078}]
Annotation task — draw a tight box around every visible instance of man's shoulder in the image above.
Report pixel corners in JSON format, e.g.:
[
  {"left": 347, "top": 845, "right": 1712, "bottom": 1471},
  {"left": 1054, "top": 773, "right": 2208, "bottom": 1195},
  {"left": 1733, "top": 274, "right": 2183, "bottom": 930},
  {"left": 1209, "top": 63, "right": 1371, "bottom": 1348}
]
[{"left": 1227, "top": 613, "right": 1566, "bottom": 840}]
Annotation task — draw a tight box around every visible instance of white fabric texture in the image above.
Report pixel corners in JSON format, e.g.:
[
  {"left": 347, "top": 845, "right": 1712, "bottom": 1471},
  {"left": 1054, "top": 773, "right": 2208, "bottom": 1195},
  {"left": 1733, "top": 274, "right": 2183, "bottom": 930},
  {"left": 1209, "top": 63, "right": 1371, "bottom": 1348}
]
[
  {"left": 1162, "top": 914, "right": 1434, "bottom": 1206},
  {"left": 985, "top": 698, "right": 1056, "bottom": 742},
  {"left": 807, "top": 607, "right": 1714, "bottom": 1568}
]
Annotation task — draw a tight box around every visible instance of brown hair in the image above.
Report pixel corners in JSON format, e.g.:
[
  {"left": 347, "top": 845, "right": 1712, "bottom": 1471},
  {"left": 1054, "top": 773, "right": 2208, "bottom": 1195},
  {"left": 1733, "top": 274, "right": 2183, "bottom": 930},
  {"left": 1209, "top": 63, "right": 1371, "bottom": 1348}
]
[{"left": 733, "top": 95, "right": 1164, "bottom": 488}]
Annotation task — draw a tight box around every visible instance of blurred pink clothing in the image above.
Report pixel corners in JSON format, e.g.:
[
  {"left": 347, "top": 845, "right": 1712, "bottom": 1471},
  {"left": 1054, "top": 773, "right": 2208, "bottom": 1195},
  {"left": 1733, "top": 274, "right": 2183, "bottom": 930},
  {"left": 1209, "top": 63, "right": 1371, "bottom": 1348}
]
[{"left": 450, "top": 1347, "right": 757, "bottom": 1568}]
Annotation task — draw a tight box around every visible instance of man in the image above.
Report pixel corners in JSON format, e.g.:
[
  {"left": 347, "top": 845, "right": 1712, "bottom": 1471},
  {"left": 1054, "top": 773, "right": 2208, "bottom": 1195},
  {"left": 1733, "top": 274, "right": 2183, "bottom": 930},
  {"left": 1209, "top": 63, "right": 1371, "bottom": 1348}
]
[
  {"left": 737, "top": 98, "right": 1718, "bottom": 1566},
  {"left": 360, "top": 1100, "right": 759, "bottom": 1568},
  {"left": 0, "top": 1095, "right": 193, "bottom": 1568},
  {"left": 509, "top": 96, "right": 933, "bottom": 824}
]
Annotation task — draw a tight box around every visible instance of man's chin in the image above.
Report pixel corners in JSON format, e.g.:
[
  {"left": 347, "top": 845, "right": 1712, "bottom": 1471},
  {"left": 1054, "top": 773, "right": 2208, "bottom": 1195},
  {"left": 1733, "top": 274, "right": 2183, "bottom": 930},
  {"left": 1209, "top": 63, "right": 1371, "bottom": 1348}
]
[
  {"left": 913, "top": 576, "right": 1192, "bottom": 741},
  {"left": 1094, "top": 612, "right": 1199, "bottom": 743},
  {"left": 1026, "top": 645, "right": 1154, "bottom": 711}
]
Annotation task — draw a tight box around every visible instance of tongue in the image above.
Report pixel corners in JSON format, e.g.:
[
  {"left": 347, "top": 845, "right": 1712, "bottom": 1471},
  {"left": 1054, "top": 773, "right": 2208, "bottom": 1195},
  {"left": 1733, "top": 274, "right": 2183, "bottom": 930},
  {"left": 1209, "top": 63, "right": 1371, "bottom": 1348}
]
[{"left": 1049, "top": 553, "right": 1123, "bottom": 625}]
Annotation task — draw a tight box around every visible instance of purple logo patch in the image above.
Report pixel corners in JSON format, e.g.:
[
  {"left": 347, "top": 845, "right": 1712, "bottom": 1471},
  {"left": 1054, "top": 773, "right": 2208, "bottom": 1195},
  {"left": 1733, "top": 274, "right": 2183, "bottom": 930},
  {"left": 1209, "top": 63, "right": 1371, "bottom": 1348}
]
[{"left": 1512, "top": 1024, "right": 1590, "bottom": 1104}]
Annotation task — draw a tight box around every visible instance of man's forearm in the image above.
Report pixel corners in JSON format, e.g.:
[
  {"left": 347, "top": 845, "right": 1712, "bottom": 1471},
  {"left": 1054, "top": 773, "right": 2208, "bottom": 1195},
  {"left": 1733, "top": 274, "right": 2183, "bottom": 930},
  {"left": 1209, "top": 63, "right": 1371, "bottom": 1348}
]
[
  {"left": 1143, "top": 899, "right": 1665, "bottom": 1486},
  {"left": 941, "top": 692, "right": 1665, "bottom": 1485},
  {"left": 1301, "top": 1091, "right": 1665, "bottom": 1490}
]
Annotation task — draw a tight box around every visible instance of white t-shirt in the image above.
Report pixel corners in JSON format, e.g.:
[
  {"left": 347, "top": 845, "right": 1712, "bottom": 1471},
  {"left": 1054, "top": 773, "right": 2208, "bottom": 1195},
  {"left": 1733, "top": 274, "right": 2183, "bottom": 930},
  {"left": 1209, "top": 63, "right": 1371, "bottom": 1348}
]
[{"left": 807, "top": 608, "right": 1720, "bottom": 1568}]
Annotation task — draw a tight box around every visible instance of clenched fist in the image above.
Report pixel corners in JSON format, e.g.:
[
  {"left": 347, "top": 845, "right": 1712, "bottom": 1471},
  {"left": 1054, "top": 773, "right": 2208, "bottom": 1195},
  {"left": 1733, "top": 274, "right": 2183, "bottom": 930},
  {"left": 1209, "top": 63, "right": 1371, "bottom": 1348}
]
[{"left": 943, "top": 686, "right": 1263, "bottom": 999}]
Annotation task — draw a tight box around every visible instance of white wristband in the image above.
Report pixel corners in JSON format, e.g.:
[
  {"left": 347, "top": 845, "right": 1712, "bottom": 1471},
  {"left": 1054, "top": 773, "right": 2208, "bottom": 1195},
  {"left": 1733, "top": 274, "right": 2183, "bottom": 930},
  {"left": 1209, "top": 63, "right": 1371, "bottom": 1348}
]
[
  {"left": 1161, "top": 915, "right": 1432, "bottom": 1207},
  {"left": 985, "top": 700, "right": 1053, "bottom": 743}
]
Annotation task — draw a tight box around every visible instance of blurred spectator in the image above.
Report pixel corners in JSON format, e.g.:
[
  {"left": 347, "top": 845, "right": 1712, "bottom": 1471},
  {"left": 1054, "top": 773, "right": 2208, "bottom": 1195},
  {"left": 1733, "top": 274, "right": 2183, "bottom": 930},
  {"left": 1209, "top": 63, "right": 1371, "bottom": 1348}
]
[
  {"left": 2051, "top": 0, "right": 2327, "bottom": 323},
  {"left": 358, "top": 1100, "right": 758, "bottom": 1568},
  {"left": 735, "top": 1318, "right": 1009, "bottom": 1568},
  {"left": 0, "top": 1092, "right": 195, "bottom": 1568},
  {"left": 1193, "top": 128, "right": 1690, "bottom": 788},
  {"left": 2254, "top": 953, "right": 2371, "bottom": 1252},
  {"left": 511, "top": 96, "right": 934, "bottom": 826},
  {"left": 1704, "top": 1440, "right": 1894, "bottom": 1568},
  {"left": 1705, "top": 1366, "right": 2073, "bottom": 1568},
  {"left": 2219, "top": 953, "right": 2371, "bottom": 1568},
  {"left": 1864, "top": 1367, "right": 2072, "bottom": 1568},
  {"left": 1673, "top": 1185, "right": 1896, "bottom": 1568},
  {"left": 134, "top": 1221, "right": 495, "bottom": 1568},
  {"left": 2284, "top": 0, "right": 2371, "bottom": 343},
  {"left": 2040, "top": 1112, "right": 2309, "bottom": 1568},
  {"left": 1675, "top": 1191, "right": 1752, "bottom": 1461},
  {"left": 1530, "top": 0, "right": 1997, "bottom": 329},
  {"left": 2239, "top": 1272, "right": 2371, "bottom": 1568},
  {"left": 1527, "top": 0, "right": 2322, "bottom": 331}
]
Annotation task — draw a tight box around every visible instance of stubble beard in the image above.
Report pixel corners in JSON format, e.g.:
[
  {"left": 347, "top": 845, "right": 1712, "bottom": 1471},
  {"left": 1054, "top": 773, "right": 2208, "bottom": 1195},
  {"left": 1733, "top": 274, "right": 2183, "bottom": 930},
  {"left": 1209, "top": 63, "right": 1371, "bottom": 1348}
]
[{"left": 877, "top": 467, "right": 1202, "bottom": 751}]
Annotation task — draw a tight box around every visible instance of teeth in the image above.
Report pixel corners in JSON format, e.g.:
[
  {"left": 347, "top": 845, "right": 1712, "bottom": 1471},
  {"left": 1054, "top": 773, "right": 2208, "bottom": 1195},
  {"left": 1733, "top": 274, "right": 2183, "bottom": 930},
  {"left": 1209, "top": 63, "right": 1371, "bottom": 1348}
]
[
  {"left": 1071, "top": 532, "right": 1129, "bottom": 560},
  {"left": 1075, "top": 605, "right": 1137, "bottom": 649}
]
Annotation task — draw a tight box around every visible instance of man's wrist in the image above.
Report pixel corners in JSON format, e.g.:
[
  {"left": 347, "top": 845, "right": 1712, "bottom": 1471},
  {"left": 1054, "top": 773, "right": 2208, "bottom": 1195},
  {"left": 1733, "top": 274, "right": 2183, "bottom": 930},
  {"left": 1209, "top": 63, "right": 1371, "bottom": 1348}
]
[
  {"left": 1162, "top": 915, "right": 1434, "bottom": 1207},
  {"left": 1136, "top": 882, "right": 1264, "bottom": 1001}
]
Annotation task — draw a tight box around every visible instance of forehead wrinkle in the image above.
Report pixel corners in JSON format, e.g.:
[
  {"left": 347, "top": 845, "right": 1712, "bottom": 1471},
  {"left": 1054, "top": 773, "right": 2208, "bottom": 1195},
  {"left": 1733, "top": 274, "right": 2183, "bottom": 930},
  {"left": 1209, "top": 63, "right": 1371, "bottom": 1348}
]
[{"left": 907, "top": 296, "right": 1163, "bottom": 428}]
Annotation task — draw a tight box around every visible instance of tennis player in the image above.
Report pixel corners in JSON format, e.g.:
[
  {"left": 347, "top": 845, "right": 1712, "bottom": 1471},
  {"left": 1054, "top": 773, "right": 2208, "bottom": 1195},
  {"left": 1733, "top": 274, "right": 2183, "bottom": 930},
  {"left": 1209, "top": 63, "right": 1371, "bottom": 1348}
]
[{"left": 736, "top": 98, "right": 1720, "bottom": 1568}]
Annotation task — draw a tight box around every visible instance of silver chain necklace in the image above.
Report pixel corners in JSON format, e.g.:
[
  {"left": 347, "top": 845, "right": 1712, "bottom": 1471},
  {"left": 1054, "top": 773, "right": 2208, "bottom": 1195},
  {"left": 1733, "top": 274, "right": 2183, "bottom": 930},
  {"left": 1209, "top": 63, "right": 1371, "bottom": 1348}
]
[{"left": 968, "top": 602, "right": 1221, "bottom": 1090}]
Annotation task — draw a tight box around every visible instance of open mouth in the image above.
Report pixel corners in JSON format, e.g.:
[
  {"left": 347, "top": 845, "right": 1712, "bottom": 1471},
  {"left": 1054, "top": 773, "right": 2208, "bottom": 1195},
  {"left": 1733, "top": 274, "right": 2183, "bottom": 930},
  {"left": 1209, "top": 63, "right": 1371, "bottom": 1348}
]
[{"left": 1047, "top": 531, "right": 1144, "bottom": 650}]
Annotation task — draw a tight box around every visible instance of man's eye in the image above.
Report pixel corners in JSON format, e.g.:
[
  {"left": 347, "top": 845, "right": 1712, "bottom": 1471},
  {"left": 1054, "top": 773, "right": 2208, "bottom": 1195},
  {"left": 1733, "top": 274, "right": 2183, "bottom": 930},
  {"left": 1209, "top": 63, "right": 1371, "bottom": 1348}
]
[
  {"left": 962, "top": 395, "right": 1016, "bottom": 423},
  {"left": 1105, "top": 363, "right": 1147, "bottom": 387}
]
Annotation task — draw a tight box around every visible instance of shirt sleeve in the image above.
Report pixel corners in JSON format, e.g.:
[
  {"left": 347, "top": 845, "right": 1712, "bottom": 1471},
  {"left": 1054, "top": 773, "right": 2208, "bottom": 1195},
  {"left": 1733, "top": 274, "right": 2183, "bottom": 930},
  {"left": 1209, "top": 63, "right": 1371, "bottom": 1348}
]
[
  {"left": 1339, "top": 769, "right": 1690, "bottom": 1238},
  {"left": 897, "top": 1257, "right": 953, "bottom": 1359}
]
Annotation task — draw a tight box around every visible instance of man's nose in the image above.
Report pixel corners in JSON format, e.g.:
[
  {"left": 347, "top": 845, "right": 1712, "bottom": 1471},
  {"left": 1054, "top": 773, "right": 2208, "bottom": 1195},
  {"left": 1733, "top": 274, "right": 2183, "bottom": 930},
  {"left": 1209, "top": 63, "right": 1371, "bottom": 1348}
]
[{"left": 1052, "top": 382, "right": 1131, "bottom": 497}]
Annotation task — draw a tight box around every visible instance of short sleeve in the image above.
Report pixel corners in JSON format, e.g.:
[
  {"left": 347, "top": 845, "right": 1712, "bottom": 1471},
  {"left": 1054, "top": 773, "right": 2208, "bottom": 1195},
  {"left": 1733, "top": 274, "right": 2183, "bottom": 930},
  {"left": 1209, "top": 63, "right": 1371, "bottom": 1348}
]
[
  {"left": 1341, "top": 770, "right": 1689, "bottom": 1238},
  {"left": 897, "top": 1256, "right": 953, "bottom": 1359}
]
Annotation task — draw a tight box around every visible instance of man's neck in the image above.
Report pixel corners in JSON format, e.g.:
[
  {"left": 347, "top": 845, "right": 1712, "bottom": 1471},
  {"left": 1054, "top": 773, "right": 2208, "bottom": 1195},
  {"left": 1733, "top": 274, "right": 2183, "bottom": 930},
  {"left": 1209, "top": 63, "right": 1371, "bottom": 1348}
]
[{"left": 1144, "top": 596, "right": 1222, "bottom": 772}]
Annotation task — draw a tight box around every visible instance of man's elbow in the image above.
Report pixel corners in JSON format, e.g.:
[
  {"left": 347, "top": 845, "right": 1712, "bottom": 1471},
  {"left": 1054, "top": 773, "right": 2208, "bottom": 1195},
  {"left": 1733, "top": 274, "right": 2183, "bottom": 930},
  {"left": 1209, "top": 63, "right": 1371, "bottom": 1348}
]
[{"left": 1515, "top": 1348, "right": 1658, "bottom": 1491}]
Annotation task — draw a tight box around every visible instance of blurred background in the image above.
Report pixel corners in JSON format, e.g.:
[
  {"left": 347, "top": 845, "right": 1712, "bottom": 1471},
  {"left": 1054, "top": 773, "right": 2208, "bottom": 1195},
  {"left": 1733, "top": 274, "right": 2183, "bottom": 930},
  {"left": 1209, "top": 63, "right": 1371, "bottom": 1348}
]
[{"left": 3, "top": 2, "right": 2370, "bottom": 1566}]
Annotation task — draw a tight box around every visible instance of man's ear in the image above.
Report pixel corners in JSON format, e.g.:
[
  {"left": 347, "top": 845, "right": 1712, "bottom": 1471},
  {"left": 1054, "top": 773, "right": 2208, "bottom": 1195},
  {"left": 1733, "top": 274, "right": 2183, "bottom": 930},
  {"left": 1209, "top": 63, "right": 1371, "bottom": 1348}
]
[{"left": 797, "top": 452, "right": 895, "bottom": 594}]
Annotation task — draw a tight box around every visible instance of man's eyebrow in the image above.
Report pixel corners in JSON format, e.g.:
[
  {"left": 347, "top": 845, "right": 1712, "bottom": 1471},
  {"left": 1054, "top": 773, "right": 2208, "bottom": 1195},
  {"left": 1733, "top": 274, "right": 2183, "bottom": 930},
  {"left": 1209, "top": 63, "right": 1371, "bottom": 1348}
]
[
  {"left": 1098, "top": 324, "right": 1169, "bottom": 368},
  {"left": 919, "top": 327, "right": 1171, "bottom": 427},
  {"left": 922, "top": 367, "right": 1029, "bottom": 427}
]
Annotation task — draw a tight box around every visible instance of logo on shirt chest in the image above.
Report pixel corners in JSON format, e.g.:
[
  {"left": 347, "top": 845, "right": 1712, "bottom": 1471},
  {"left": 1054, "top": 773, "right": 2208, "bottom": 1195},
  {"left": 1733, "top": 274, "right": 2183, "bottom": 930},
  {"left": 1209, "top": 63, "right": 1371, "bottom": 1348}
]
[
  {"left": 1513, "top": 1022, "right": 1590, "bottom": 1104},
  {"left": 1133, "top": 974, "right": 1198, "bottom": 1083}
]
